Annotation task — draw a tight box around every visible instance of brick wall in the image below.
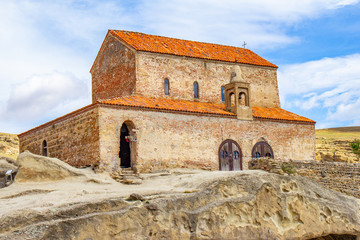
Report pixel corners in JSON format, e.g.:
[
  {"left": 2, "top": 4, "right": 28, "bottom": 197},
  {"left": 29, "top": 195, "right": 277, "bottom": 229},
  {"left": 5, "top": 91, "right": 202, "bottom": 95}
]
[
  {"left": 18, "top": 105, "right": 315, "bottom": 174},
  {"left": 98, "top": 105, "right": 314, "bottom": 173},
  {"left": 91, "top": 34, "right": 137, "bottom": 103},
  {"left": 136, "top": 52, "right": 280, "bottom": 108},
  {"left": 18, "top": 106, "right": 100, "bottom": 167},
  {"left": 249, "top": 158, "right": 360, "bottom": 199}
]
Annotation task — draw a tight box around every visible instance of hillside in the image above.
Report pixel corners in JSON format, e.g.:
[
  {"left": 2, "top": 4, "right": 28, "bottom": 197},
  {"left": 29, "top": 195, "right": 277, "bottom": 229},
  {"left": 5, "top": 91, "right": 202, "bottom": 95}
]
[
  {"left": 0, "top": 132, "right": 19, "bottom": 160},
  {"left": 316, "top": 126, "right": 360, "bottom": 162}
]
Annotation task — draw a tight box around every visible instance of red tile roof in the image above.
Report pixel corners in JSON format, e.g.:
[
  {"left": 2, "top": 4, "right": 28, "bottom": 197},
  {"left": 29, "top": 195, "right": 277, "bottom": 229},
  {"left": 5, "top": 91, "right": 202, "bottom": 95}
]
[
  {"left": 252, "top": 106, "right": 315, "bottom": 123},
  {"left": 101, "top": 96, "right": 233, "bottom": 116},
  {"left": 110, "top": 30, "right": 277, "bottom": 68},
  {"left": 100, "top": 96, "right": 315, "bottom": 123}
]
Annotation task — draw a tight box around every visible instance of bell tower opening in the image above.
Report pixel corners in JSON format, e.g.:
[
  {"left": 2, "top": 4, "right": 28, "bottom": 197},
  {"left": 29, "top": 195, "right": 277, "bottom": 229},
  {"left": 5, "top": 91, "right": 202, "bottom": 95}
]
[{"left": 224, "top": 65, "right": 252, "bottom": 120}]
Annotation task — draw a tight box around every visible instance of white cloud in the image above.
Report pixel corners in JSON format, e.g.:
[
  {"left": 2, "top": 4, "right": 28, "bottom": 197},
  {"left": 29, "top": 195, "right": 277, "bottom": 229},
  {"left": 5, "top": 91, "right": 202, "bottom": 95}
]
[
  {"left": 4, "top": 72, "right": 89, "bottom": 120},
  {"left": 278, "top": 54, "right": 360, "bottom": 126},
  {"left": 138, "top": 0, "right": 359, "bottom": 49},
  {"left": 0, "top": 0, "right": 134, "bottom": 133},
  {"left": 0, "top": 0, "right": 359, "bottom": 133}
]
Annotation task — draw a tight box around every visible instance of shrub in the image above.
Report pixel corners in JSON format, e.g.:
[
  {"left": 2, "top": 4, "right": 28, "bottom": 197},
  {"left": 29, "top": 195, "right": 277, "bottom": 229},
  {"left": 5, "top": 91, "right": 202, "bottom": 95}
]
[
  {"left": 350, "top": 139, "right": 360, "bottom": 156},
  {"left": 281, "top": 162, "right": 297, "bottom": 175}
]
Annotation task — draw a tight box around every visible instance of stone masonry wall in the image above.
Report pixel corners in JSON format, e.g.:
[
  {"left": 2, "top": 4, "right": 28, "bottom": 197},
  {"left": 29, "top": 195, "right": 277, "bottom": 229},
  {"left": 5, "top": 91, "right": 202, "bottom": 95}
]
[
  {"left": 136, "top": 51, "right": 280, "bottom": 108},
  {"left": 91, "top": 34, "right": 137, "bottom": 103},
  {"left": 18, "top": 106, "right": 100, "bottom": 167},
  {"left": 98, "top": 105, "right": 314, "bottom": 173},
  {"left": 249, "top": 158, "right": 360, "bottom": 199}
]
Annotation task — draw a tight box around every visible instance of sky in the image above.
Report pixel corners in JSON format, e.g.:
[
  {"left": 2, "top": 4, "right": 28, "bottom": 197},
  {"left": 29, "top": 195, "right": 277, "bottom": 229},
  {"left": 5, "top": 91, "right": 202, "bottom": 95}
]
[{"left": 1, "top": 0, "right": 360, "bottom": 134}]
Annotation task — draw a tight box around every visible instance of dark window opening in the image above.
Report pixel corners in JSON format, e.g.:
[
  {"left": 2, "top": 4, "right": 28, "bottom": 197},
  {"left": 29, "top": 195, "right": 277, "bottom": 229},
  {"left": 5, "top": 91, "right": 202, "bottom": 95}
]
[
  {"left": 164, "top": 78, "right": 169, "bottom": 95},
  {"left": 233, "top": 150, "right": 240, "bottom": 159},
  {"left": 221, "top": 86, "right": 225, "bottom": 102},
  {"left": 254, "top": 152, "right": 260, "bottom": 158},
  {"left": 194, "top": 81, "right": 199, "bottom": 99},
  {"left": 42, "top": 140, "right": 47, "bottom": 157},
  {"left": 120, "top": 123, "right": 131, "bottom": 168},
  {"left": 221, "top": 150, "right": 228, "bottom": 159}
]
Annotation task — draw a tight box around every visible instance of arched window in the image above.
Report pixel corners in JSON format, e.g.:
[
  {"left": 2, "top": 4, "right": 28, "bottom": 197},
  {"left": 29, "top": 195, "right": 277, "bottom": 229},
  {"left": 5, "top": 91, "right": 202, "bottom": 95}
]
[
  {"left": 194, "top": 81, "right": 199, "bottom": 99},
  {"left": 221, "top": 86, "right": 225, "bottom": 102},
  {"left": 42, "top": 140, "right": 47, "bottom": 157},
  {"left": 252, "top": 141, "right": 274, "bottom": 159},
  {"left": 164, "top": 78, "right": 169, "bottom": 95},
  {"left": 230, "top": 93, "right": 235, "bottom": 107}
]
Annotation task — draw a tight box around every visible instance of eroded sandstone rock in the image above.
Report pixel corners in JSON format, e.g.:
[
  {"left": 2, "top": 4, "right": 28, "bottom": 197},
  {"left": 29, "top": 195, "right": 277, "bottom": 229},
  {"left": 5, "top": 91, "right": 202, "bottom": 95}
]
[
  {"left": 14, "top": 151, "right": 113, "bottom": 184},
  {"left": 0, "top": 171, "right": 359, "bottom": 240}
]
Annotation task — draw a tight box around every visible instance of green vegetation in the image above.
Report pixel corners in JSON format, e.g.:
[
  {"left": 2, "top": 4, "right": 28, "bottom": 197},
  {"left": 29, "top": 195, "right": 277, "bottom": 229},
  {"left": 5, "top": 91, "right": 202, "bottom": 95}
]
[
  {"left": 350, "top": 139, "right": 360, "bottom": 156},
  {"left": 281, "top": 162, "right": 297, "bottom": 175}
]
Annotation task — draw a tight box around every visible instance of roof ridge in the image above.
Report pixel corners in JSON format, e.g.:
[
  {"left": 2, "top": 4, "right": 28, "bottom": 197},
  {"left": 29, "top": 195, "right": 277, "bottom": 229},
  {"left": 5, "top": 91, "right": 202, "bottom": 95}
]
[
  {"left": 109, "top": 30, "right": 278, "bottom": 68},
  {"left": 110, "top": 29, "right": 254, "bottom": 52}
]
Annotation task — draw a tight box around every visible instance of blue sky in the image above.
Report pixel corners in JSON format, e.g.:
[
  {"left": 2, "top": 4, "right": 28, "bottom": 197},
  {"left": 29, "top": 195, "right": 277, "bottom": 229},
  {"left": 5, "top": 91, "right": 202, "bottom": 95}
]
[{"left": 1, "top": 0, "right": 360, "bottom": 134}]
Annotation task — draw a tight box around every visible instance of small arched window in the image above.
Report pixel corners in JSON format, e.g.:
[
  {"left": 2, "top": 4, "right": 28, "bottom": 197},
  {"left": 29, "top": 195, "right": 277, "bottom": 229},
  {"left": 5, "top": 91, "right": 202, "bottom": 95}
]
[
  {"left": 239, "top": 92, "right": 246, "bottom": 106},
  {"left": 230, "top": 93, "right": 235, "bottom": 107},
  {"left": 194, "top": 81, "right": 199, "bottom": 99},
  {"left": 164, "top": 78, "right": 169, "bottom": 95},
  {"left": 42, "top": 140, "right": 47, "bottom": 157},
  {"left": 221, "top": 86, "right": 225, "bottom": 102}
]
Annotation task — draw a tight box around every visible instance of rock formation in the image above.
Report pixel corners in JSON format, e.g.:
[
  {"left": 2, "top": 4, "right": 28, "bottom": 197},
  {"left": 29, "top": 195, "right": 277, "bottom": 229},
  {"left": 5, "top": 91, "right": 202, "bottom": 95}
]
[
  {"left": 0, "top": 156, "right": 18, "bottom": 188},
  {"left": 316, "top": 127, "right": 360, "bottom": 163},
  {"left": 0, "top": 132, "right": 19, "bottom": 160},
  {"left": 0, "top": 168, "right": 359, "bottom": 239},
  {"left": 15, "top": 151, "right": 113, "bottom": 184}
]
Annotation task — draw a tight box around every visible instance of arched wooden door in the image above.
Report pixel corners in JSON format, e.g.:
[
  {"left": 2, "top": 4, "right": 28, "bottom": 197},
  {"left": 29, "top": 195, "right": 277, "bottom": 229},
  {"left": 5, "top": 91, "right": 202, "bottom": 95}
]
[
  {"left": 252, "top": 142, "right": 274, "bottom": 159},
  {"left": 218, "top": 139, "right": 242, "bottom": 171}
]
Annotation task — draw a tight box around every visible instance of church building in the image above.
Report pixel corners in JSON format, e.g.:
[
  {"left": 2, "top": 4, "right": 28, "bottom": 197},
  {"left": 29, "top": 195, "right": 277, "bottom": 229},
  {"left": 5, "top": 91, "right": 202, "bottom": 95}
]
[{"left": 18, "top": 30, "right": 315, "bottom": 173}]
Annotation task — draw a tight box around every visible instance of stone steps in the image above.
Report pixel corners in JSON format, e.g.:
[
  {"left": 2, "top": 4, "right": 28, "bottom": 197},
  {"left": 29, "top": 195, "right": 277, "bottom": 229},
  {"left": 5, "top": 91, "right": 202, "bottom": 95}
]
[{"left": 111, "top": 168, "right": 142, "bottom": 185}]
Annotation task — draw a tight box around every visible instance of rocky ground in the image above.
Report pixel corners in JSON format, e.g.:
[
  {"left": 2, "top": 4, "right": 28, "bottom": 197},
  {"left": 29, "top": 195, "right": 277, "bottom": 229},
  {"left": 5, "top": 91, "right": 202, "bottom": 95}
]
[
  {"left": 0, "top": 152, "right": 360, "bottom": 240},
  {"left": 316, "top": 127, "right": 360, "bottom": 163}
]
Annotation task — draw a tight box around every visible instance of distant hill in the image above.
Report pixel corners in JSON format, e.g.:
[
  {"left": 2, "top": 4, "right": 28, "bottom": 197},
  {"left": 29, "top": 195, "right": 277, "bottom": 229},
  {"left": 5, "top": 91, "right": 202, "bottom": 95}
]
[
  {"left": 0, "top": 132, "right": 19, "bottom": 160},
  {"left": 316, "top": 126, "right": 360, "bottom": 162}
]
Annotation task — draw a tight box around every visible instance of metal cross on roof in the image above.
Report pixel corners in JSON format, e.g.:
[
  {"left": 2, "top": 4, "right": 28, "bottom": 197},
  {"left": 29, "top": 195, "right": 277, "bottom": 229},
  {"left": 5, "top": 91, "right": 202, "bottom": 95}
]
[{"left": 242, "top": 41, "right": 247, "bottom": 48}]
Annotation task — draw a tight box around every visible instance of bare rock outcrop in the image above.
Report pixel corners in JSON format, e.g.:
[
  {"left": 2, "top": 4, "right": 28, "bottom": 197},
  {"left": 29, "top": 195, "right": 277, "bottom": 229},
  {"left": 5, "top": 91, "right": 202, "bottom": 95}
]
[
  {"left": 0, "top": 132, "right": 19, "bottom": 160},
  {"left": 0, "top": 157, "right": 18, "bottom": 188},
  {"left": 0, "top": 171, "right": 359, "bottom": 240},
  {"left": 15, "top": 151, "right": 113, "bottom": 184}
]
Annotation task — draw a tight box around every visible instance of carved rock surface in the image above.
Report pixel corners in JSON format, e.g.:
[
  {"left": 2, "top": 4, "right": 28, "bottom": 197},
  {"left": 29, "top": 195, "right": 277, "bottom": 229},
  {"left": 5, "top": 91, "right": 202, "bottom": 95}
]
[{"left": 0, "top": 171, "right": 359, "bottom": 240}]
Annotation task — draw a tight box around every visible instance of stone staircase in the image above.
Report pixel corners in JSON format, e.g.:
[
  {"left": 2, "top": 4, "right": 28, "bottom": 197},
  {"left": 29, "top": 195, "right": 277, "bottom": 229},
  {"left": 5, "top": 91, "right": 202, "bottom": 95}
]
[
  {"left": 316, "top": 138, "right": 360, "bottom": 162},
  {"left": 111, "top": 168, "right": 142, "bottom": 184}
]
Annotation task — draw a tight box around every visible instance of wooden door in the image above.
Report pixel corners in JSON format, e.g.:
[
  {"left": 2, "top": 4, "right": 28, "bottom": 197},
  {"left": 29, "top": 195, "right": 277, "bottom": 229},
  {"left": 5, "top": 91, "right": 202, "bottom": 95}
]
[
  {"left": 252, "top": 142, "right": 274, "bottom": 159},
  {"left": 219, "top": 139, "right": 242, "bottom": 171}
]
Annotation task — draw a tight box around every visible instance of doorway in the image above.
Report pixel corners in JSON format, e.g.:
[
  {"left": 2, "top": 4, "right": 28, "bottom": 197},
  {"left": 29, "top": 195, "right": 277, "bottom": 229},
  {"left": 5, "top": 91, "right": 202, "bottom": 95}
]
[
  {"left": 252, "top": 142, "right": 274, "bottom": 159},
  {"left": 218, "top": 139, "right": 242, "bottom": 171},
  {"left": 120, "top": 123, "right": 131, "bottom": 168}
]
